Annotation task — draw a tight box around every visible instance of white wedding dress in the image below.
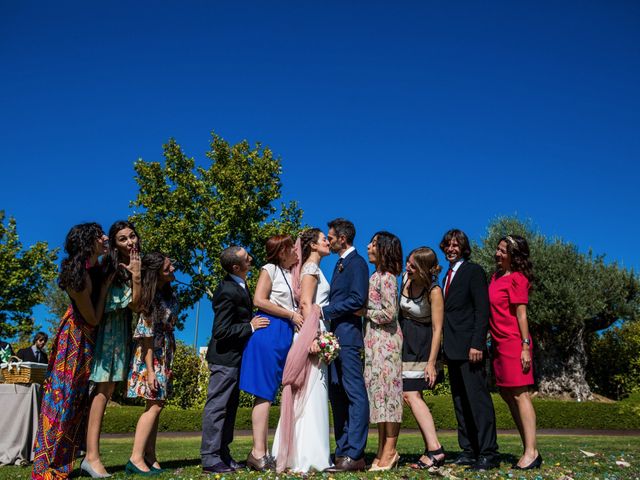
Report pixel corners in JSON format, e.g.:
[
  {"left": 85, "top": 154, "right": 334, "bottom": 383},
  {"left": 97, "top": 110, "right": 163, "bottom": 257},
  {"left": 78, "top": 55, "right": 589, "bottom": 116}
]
[{"left": 271, "top": 262, "right": 332, "bottom": 472}]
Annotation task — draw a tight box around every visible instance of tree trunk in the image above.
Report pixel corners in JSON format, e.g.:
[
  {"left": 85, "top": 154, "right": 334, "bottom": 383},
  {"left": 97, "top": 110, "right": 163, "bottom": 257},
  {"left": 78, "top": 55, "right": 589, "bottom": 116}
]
[{"left": 535, "top": 326, "right": 593, "bottom": 400}]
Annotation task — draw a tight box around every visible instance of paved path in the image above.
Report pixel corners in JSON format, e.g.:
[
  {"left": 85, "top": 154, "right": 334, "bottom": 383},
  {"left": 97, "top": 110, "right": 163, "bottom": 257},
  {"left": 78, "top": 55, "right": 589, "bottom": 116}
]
[{"left": 103, "top": 428, "right": 640, "bottom": 439}]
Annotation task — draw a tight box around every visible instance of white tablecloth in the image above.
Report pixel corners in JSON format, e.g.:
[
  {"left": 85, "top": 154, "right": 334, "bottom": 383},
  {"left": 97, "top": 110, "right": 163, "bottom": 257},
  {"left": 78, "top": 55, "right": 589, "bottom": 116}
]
[{"left": 0, "top": 383, "right": 41, "bottom": 465}]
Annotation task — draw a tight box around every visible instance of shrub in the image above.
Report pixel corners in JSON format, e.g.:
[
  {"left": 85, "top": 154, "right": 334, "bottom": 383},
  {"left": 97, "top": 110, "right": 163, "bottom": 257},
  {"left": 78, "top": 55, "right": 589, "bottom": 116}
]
[
  {"left": 166, "top": 341, "right": 209, "bottom": 409},
  {"left": 587, "top": 321, "right": 640, "bottom": 399}
]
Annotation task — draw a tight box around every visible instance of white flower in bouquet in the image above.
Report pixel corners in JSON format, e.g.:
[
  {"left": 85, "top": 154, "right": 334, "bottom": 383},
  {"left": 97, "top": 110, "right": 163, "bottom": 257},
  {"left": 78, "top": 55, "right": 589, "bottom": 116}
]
[{"left": 317, "top": 331, "right": 340, "bottom": 364}]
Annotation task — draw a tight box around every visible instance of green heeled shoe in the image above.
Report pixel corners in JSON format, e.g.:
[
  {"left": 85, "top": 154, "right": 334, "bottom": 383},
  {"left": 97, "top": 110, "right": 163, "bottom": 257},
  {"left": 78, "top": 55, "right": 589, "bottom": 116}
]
[{"left": 125, "top": 460, "right": 158, "bottom": 476}]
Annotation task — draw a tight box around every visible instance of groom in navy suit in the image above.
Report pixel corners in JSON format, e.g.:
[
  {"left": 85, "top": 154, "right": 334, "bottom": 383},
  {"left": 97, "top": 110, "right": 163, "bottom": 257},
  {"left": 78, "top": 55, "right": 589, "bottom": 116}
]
[{"left": 322, "top": 218, "right": 370, "bottom": 472}]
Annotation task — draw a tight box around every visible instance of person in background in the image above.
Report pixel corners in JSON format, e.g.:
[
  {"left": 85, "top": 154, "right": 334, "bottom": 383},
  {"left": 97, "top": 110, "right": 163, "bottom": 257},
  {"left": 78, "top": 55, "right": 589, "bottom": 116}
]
[
  {"left": 399, "top": 247, "right": 446, "bottom": 470},
  {"left": 440, "top": 229, "right": 499, "bottom": 471},
  {"left": 83, "top": 221, "right": 141, "bottom": 478},
  {"left": 17, "top": 332, "right": 48, "bottom": 364},
  {"left": 32, "top": 223, "right": 112, "bottom": 480},
  {"left": 125, "top": 253, "right": 177, "bottom": 475},
  {"left": 361, "top": 231, "right": 404, "bottom": 471},
  {"left": 240, "top": 235, "right": 302, "bottom": 471},
  {"left": 489, "top": 235, "right": 541, "bottom": 470}
]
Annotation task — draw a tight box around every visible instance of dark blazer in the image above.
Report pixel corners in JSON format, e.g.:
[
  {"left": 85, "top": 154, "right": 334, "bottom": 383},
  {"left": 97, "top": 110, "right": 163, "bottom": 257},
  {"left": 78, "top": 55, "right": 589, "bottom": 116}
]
[
  {"left": 206, "top": 275, "right": 254, "bottom": 367},
  {"left": 443, "top": 260, "right": 490, "bottom": 361},
  {"left": 17, "top": 347, "right": 48, "bottom": 364},
  {"left": 322, "top": 249, "right": 369, "bottom": 347}
]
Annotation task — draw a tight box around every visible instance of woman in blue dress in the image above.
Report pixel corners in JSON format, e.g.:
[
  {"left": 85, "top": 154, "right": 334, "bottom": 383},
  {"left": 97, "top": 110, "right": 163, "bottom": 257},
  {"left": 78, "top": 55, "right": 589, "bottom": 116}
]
[{"left": 240, "top": 235, "right": 302, "bottom": 471}]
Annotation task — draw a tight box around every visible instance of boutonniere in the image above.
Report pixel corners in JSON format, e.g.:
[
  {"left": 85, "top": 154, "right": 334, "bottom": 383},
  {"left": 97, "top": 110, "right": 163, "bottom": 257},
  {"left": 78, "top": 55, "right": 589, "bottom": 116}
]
[{"left": 338, "top": 261, "right": 344, "bottom": 273}]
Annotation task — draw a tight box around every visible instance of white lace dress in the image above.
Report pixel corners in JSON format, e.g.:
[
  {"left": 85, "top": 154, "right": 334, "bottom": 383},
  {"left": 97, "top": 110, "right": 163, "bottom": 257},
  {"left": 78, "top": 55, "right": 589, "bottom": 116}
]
[{"left": 271, "top": 261, "right": 332, "bottom": 472}]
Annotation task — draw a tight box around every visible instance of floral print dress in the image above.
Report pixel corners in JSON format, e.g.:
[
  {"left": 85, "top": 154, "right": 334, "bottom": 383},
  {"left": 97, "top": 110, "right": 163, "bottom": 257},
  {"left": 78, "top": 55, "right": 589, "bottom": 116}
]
[
  {"left": 364, "top": 271, "right": 403, "bottom": 423},
  {"left": 127, "top": 293, "right": 178, "bottom": 401}
]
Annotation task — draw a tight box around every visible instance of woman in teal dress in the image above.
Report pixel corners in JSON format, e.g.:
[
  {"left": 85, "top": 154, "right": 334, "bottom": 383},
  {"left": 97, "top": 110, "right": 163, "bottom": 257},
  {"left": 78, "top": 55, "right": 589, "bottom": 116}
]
[
  {"left": 83, "top": 221, "right": 141, "bottom": 478},
  {"left": 126, "top": 252, "right": 178, "bottom": 474}
]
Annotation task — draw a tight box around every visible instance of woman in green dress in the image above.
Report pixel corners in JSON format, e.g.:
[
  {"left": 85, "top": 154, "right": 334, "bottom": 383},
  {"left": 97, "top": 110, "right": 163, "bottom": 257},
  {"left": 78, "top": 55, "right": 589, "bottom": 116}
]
[{"left": 82, "top": 221, "right": 141, "bottom": 478}]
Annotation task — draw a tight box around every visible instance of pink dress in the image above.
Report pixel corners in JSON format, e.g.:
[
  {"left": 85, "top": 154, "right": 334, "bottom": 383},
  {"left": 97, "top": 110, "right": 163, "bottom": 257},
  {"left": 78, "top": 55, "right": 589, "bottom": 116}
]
[{"left": 488, "top": 271, "right": 534, "bottom": 387}]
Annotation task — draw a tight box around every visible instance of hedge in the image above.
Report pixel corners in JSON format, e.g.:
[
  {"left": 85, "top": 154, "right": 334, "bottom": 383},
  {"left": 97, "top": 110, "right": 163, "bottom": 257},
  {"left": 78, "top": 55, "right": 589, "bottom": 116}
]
[{"left": 102, "top": 394, "right": 640, "bottom": 433}]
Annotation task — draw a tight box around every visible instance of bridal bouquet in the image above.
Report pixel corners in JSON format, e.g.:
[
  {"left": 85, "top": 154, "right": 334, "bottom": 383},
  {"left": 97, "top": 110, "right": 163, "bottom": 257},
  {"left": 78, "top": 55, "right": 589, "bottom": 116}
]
[{"left": 317, "top": 331, "right": 340, "bottom": 364}]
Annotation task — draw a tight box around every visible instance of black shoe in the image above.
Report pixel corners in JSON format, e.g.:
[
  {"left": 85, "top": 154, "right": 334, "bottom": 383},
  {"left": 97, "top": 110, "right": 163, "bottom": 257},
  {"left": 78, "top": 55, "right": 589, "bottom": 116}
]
[
  {"left": 454, "top": 453, "right": 476, "bottom": 465},
  {"left": 469, "top": 456, "right": 499, "bottom": 471},
  {"left": 203, "top": 462, "right": 235, "bottom": 474},
  {"left": 513, "top": 454, "right": 542, "bottom": 470}
]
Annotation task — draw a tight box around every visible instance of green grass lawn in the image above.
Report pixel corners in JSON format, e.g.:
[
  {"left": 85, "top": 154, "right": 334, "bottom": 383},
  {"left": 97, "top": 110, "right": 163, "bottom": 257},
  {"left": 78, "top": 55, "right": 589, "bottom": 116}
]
[{"left": 2, "top": 433, "right": 638, "bottom": 480}]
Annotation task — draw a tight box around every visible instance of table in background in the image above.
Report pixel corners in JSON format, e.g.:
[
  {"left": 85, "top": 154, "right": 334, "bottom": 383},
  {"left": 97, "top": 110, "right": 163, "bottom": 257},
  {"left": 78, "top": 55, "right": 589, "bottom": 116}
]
[{"left": 0, "top": 383, "right": 41, "bottom": 465}]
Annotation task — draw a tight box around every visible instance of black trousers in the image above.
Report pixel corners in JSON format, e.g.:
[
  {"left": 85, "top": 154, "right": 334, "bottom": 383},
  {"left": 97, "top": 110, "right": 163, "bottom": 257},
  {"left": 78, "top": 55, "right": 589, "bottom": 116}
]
[{"left": 448, "top": 359, "right": 499, "bottom": 459}]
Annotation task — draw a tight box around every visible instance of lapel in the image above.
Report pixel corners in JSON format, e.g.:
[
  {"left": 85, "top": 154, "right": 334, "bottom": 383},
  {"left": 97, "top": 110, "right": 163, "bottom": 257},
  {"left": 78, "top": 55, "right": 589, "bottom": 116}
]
[
  {"left": 445, "top": 260, "right": 468, "bottom": 304},
  {"left": 226, "top": 275, "right": 252, "bottom": 310},
  {"left": 331, "top": 249, "right": 357, "bottom": 287}
]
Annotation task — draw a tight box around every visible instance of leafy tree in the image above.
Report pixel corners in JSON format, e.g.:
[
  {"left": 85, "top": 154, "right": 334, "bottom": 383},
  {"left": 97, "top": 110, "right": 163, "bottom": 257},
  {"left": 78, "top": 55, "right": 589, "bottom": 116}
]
[
  {"left": 42, "top": 279, "right": 71, "bottom": 338},
  {"left": 474, "top": 216, "right": 640, "bottom": 400},
  {"left": 129, "top": 132, "right": 303, "bottom": 326},
  {"left": 0, "top": 211, "right": 58, "bottom": 340},
  {"left": 588, "top": 320, "right": 640, "bottom": 399}
]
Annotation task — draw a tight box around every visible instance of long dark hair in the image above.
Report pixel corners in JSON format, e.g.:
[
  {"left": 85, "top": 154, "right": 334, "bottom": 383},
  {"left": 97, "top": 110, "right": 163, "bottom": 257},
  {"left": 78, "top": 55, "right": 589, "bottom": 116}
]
[
  {"left": 439, "top": 229, "right": 472, "bottom": 260},
  {"left": 372, "top": 231, "right": 403, "bottom": 276},
  {"left": 299, "top": 228, "right": 322, "bottom": 265},
  {"left": 105, "top": 220, "right": 141, "bottom": 287},
  {"left": 265, "top": 235, "right": 295, "bottom": 266},
  {"left": 58, "top": 223, "right": 104, "bottom": 292},
  {"left": 498, "top": 234, "right": 534, "bottom": 282},
  {"left": 138, "top": 252, "right": 173, "bottom": 315}
]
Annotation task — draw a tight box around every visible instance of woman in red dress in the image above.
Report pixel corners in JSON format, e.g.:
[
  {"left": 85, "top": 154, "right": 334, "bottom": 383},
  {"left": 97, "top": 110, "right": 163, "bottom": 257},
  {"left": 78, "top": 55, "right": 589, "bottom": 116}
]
[{"left": 489, "top": 235, "right": 541, "bottom": 470}]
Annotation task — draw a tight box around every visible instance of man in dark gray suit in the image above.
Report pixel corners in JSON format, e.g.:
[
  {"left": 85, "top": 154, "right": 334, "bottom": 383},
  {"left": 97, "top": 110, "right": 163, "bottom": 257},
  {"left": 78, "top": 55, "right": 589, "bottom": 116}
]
[{"left": 201, "top": 246, "right": 269, "bottom": 474}]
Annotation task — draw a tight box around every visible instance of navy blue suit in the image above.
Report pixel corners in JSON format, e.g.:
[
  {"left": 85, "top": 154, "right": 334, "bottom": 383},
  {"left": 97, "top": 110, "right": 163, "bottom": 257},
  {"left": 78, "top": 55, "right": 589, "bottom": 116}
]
[{"left": 322, "top": 249, "right": 369, "bottom": 460}]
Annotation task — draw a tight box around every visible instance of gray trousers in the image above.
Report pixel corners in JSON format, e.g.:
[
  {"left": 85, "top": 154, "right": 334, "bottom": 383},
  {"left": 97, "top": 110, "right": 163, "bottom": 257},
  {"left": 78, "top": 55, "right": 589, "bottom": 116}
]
[{"left": 200, "top": 363, "right": 240, "bottom": 467}]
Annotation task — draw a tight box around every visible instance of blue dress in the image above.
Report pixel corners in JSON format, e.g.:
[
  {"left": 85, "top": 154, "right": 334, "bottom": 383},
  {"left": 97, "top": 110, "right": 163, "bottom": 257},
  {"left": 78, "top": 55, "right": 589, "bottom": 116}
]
[{"left": 240, "top": 264, "right": 296, "bottom": 402}]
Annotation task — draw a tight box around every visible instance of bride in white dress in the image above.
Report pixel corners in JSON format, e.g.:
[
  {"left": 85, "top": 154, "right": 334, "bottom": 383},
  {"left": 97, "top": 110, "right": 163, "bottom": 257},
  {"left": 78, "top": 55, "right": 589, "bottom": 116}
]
[{"left": 272, "top": 228, "right": 332, "bottom": 472}]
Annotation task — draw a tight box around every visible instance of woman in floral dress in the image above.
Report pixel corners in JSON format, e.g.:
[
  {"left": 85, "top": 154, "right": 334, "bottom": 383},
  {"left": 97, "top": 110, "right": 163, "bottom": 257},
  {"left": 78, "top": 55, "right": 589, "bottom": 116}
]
[
  {"left": 32, "top": 223, "right": 112, "bottom": 480},
  {"left": 362, "top": 231, "right": 403, "bottom": 471},
  {"left": 84, "top": 221, "right": 141, "bottom": 478},
  {"left": 125, "top": 252, "right": 177, "bottom": 475}
]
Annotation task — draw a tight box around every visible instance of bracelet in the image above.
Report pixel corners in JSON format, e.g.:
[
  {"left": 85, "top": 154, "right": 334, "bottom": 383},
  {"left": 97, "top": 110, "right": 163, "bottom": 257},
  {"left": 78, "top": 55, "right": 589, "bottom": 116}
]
[{"left": 521, "top": 338, "right": 531, "bottom": 346}]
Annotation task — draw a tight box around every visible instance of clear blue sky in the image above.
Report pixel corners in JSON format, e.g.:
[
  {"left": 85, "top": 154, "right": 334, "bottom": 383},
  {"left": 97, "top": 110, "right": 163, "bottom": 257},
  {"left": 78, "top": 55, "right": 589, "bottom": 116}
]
[{"left": 2, "top": 2, "right": 639, "bottom": 347}]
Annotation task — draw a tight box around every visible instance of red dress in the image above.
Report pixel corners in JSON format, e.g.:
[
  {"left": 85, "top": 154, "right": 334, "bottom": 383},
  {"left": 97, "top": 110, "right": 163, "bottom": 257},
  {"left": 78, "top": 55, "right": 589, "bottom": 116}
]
[{"left": 488, "top": 271, "right": 534, "bottom": 387}]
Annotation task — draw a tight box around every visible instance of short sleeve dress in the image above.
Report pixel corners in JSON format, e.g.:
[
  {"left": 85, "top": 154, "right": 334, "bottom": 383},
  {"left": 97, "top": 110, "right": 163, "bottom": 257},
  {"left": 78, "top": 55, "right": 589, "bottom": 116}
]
[
  {"left": 127, "top": 292, "right": 179, "bottom": 400},
  {"left": 488, "top": 271, "right": 534, "bottom": 387},
  {"left": 363, "top": 271, "right": 403, "bottom": 423},
  {"left": 90, "top": 282, "right": 134, "bottom": 383}
]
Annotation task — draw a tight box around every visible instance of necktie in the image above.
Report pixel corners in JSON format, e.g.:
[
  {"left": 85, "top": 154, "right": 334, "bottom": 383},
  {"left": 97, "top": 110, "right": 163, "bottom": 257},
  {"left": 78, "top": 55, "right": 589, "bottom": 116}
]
[
  {"left": 444, "top": 267, "right": 454, "bottom": 298},
  {"left": 36, "top": 351, "right": 41, "bottom": 363}
]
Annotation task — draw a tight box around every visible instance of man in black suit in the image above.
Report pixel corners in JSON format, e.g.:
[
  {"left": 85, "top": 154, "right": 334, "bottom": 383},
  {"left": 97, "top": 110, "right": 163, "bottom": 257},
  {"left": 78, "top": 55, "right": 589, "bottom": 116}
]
[
  {"left": 440, "top": 229, "right": 499, "bottom": 471},
  {"left": 17, "top": 331, "right": 49, "bottom": 364},
  {"left": 200, "top": 246, "right": 269, "bottom": 474}
]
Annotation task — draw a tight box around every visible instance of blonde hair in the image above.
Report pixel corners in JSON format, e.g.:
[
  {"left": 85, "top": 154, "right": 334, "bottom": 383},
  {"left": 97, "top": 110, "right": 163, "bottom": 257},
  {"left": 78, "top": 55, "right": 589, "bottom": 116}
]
[{"left": 408, "top": 247, "right": 442, "bottom": 289}]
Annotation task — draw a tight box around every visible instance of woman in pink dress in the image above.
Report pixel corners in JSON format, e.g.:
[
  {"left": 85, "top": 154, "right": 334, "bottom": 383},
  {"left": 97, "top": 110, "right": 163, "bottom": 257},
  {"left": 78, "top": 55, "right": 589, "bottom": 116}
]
[{"left": 489, "top": 235, "right": 541, "bottom": 470}]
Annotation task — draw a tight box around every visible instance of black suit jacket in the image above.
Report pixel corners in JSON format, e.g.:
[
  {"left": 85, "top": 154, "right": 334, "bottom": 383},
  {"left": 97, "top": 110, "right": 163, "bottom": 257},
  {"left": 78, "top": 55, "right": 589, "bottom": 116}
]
[
  {"left": 443, "top": 260, "right": 490, "bottom": 361},
  {"left": 17, "top": 347, "right": 48, "bottom": 364},
  {"left": 206, "top": 275, "right": 254, "bottom": 367}
]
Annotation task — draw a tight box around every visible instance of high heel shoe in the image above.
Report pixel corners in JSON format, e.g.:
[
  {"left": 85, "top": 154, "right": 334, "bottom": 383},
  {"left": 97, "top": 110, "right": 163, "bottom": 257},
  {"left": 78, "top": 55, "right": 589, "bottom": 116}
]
[
  {"left": 369, "top": 453, "right": 400, "bottom": 471},
  {"left": 80, "top": 459, "right": 112, "bottom": 478},
  {"left": 144, "top": 457, "right": 165, "bottom": 473},
  {"left": 411, "top": 446, "right": 446, "bottom": 469},
  {"left": 125, "top": 460, "right": 158, "bottom": 476},
  {"left": 513, "top": 454, "right": 542, "bottom": 470}
]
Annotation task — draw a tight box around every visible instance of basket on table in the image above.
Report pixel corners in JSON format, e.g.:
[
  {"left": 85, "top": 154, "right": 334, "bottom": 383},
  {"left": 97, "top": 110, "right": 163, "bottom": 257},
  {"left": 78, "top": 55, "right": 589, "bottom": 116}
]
[{"left": 0, "top": 356, "right": 47, "bottom": 384}]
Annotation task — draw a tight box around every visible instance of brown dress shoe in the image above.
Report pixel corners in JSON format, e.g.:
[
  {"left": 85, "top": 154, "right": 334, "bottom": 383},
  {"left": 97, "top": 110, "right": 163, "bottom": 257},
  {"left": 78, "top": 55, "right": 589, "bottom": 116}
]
[
  {"left": 246, "top": 452, "right": 273, "bottom": 472},
  {"left": 326, "top": 456, "right": 366, "bottom": 472}
]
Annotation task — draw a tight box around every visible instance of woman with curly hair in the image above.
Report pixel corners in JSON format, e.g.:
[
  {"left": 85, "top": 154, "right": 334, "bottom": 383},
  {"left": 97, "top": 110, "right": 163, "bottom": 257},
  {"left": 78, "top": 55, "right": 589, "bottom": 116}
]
[
  {"left": 125, "top": 252, "right": 177, "bottom": 475},
  {"left": 489, "top": 235, "right": 541, "bottom": 470},
  {"left": 361, "top": 231, "right": 403, "bottom": 471},
  {"left": 400, "top": 247, "right": 446, "bottom": 470},
  {"left": 83, "top": 221, "right": 142, "bottom": 477},
  {"left": 32, "top": 223, "right": 112, "bottom": 480}
]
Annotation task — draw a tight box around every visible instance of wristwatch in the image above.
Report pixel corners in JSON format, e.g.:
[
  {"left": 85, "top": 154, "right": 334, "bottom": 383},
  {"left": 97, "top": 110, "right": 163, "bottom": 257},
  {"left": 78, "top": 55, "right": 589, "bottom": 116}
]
[{"left": 521, "top": 338, "right": 531, "bottom": 346}]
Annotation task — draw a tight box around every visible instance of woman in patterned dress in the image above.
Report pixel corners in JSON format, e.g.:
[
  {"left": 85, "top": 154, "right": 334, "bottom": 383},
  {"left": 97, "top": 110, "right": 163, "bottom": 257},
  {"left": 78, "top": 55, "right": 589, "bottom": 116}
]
[
  {"left": 32, "top": 223, "right": 113, "bottom": 480},
  {"left": 83, "top": 221, "right": 141, "bottom": 478},
  {"left": 361, "top": 231, "right": 403, "bottom": 471},
  {"left": 125, "top": 253, "right": 177, "bottom": 475}
]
